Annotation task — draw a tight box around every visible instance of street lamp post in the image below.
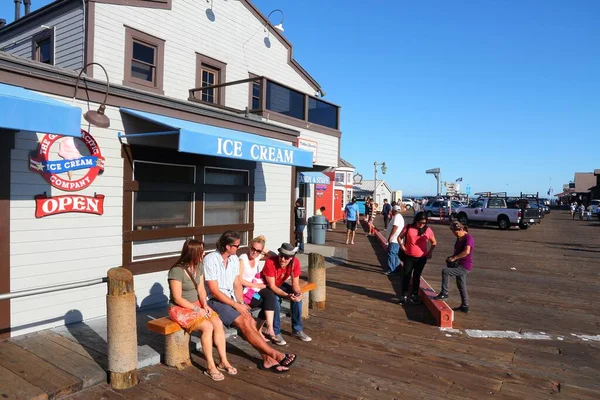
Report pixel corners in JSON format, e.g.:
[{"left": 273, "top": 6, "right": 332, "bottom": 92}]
[{"left": 373, "top": 161, "right": 387, "bottom": 202}]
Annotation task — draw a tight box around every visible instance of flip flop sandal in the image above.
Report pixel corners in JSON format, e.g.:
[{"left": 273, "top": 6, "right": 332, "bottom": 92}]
[
  {"left": 204, "top": 370, "right": 225, "bottom": 381},
  {"left": 280, "top": 353, "right": 297, "bottom": 368},
  {"left": 258, "top": 363, "right": 288, "bottom": 374},
  {"left": 217, "top": 365, "right": 238, "bottom": 376}
]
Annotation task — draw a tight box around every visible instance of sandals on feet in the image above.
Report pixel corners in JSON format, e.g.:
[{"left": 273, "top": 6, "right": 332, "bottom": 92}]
[
  {"left": 280, "top": 353, "right": 297, "bottom": 368},
  {"left": 204, "top": 369, "right": 225, "bottom": 381},
  {"left": 258, "top": 363, "right": 289, "bottom": 374},
  {"left": 217, "top": 365, "right": 238, "bottom": 376}
]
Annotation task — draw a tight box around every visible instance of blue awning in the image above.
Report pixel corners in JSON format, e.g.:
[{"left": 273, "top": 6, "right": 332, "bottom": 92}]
[
  {"left": 0, "top": 83, "right": 82, "bottom": 137},
  {"left": 118, "top": 108, "right": 313, "bottom": 167},
  {"left": 298, "top": 171, "right": 330, "bottom": 184}
]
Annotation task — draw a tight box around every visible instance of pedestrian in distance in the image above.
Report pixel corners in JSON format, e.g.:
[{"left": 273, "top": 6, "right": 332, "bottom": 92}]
[
  {"left": 570, "top": 202, "right": 577, "bottom": 220},
  {"left": 397, "top": 212, "right": 436, "bottom": 304},
  {"left": 382, "top": 199, "right": 392, "bottom": 229},
  {"left": 384, "top": 205, "right": 405, "bottom": 276},
  {"left": 344, "top": 196, "right": 360, "bottom": 245},
  {"left": 368, "top": 202, "right": 378, "bottom": 236},
  {"left": 294, "top": 198, "right": 307, "bottom": 253},
  {"left": 434, "top": 221, "right": 474, "bottom": 313}
]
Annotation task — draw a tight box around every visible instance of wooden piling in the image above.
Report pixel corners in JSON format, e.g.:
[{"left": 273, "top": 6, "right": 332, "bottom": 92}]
[
  {"left": 106, "top": 267, "right": 138, "bottom": 389},
  {"left": 308, "top": 253, "right": 326, "bottom": 310}
]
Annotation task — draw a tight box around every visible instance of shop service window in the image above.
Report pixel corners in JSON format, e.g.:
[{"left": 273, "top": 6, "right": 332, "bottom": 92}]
[{"left": 131, "top": 161, "right": 195, "bottom": 261}]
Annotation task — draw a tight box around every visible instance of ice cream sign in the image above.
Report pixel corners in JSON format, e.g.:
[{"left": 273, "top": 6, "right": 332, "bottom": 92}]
[
  {"left": 30, "top": 130, "right": 104, "bottom": 191},
  {"left": 29, "top": 130, "right": 106, "bottom": 218}
]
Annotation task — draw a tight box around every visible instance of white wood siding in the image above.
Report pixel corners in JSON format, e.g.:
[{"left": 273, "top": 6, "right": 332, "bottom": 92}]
[
  {"left": 253, "top": 162, "right": 292, "bottom": 247},
  {"left": 92, "top": 0, "right": 340, "bottom": 167},
  {"left": 93, "top": 1, "right": 314, "bottom": 108},
  {"left": 8, "top": 93, "right": 296, "bottom": 336},
  {"left": 0, "top": 2, "right": 84, "bottom": 71},
  {"left": 9, "top": 95, "right": 123, "bottom": 337}
]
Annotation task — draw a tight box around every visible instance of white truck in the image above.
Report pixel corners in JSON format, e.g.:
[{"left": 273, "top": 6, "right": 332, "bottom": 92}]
[{"left": 454, "top": 193, "right": 541, "bottom": 230}]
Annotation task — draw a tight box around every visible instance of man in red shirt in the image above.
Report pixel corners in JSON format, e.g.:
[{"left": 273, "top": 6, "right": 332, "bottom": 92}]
[{"left": 262, "top": 243, "right": 312, "bottom": 344}]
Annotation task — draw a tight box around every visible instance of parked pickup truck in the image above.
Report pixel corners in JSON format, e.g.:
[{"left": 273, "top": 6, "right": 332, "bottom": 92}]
[{"left": 454, "top": 195, "right": 541, "bottom": 230}]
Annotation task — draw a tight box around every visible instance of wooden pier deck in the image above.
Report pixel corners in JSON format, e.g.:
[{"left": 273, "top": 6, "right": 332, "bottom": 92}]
[{"left": 1, "top": 211, "right": 599, "bottom": 399}]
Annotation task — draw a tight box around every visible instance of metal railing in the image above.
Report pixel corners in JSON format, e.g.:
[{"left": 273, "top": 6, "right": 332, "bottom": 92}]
[{"left": 0, "top": 277, "right": 107, "bottom": 301}]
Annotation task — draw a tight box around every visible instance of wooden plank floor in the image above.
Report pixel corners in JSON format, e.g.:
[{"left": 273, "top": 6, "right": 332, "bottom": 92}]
[{"left": 3, "top": 212, "right": 599, "bottom": 399}]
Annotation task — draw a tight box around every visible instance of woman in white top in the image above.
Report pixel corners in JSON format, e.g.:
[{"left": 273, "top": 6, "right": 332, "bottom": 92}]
[{"left": 239, "top": 236, "right": 278, "bottom": 342}]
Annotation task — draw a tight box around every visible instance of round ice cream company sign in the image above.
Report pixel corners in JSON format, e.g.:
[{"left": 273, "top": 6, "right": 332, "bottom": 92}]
[{"left": 29, "top": 130, "right": 105, "bottom": 191}]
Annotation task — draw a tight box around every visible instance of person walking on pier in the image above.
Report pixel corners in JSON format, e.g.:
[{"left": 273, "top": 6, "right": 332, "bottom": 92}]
[
  {"left": 397, "top": 212, "right": 436, "bottom": 304},
  {"left": 382, "top": 199, "right": 391, "bottom": 229},
  {"left": 344, "top": 196, "right": 360, "bottom": 245},
  {"left": 384, "top": 205, "right": 405, "bottom": 276}
]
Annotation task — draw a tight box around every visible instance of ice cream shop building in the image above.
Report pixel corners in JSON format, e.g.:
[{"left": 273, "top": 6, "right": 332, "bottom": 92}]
[{"left": 0, "top": 0, "right": 341, "bottom": 338}]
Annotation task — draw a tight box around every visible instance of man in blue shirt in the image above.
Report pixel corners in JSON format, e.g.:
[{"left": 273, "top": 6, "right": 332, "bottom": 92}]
[{"left": 344, "top": 196, "right": 360, "bottom": 245}]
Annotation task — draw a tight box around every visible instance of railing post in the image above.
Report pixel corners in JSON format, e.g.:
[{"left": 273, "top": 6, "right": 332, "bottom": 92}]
[
  {"left": 308, "top": 253, "right": 326, "bottom": 310},
  {"left": 106, "top": 267, "right": 138, "bottom": 389}
]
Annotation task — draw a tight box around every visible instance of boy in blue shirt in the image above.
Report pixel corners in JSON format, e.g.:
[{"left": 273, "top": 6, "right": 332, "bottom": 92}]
[{"left": 344, "top": 197, "right": 360, "bottom": 245}]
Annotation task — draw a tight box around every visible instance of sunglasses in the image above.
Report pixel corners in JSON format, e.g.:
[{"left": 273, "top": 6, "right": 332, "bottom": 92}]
[
  {"left": 279, "top": 253, "right": 293, "bottom": 260},
  {"left": 416, "top": 221, "right": 427, "bottom": 225},
  {"left": 250, "top": 246, "right": 263, "bottom": 253},
  {"left": 228, "top": 244, "right": 240, "bottom": 249}
]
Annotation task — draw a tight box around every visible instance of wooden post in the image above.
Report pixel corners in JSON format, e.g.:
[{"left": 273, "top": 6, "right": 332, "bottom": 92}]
[
  {"left": 308, "top": 253, "right": 326, "bottom": 310},
  {"left": 301, "top": 293, "right": 310, "bottom": 319},
  {"left": 106, "top": 267, "right": 139, "bottom": 389},
  {"left": 165, "top": 330, "right": 192, "bottom": 369}
]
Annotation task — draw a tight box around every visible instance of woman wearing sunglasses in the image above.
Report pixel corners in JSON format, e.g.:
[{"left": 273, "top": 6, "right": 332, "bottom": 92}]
[
  {"left": 398, "top": 212, "right": 437, "bottom": 304},
  {"left": 238, "top": 236, "right": 278, "bottom": 344}
]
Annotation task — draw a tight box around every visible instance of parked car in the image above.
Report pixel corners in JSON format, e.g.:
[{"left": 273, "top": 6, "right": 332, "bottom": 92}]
[
  {"left": 454, "top": 194, "right": 541, "bottom": 230},
  {"left": 591, "top": 199, "right": 600, "bottom": 214},
  {"left": 401, "top": 198, "right": 414, "bottom": 210},
  {"left": 424, "top": 200, "right": 463, "bottom": 218}
]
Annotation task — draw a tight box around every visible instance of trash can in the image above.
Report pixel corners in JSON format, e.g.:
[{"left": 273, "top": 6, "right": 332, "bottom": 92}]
[
  {"left": 306, "top": 216, "right": 313, "bottom": 244},
  {"left": 309, "top": 215, "right": 328, "bottom": 245}
]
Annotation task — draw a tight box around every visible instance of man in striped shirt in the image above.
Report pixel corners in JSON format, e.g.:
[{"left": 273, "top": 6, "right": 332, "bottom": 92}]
[{"left": 205, "top": 231, "right": 297, "bottom": 373}]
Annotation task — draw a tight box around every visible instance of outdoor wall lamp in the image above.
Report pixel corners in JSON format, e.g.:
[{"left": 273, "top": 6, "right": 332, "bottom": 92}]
[
  {"left": 265, "top": 9, "right": 284, "bottom": 33},
  {"left": 73, "top": 62, "right": 111, "bottom": 128}
]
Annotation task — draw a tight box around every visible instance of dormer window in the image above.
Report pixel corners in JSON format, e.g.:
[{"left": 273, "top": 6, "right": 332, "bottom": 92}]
[{"left": 32, "top": 31, "right": 53, "bottom": 65}]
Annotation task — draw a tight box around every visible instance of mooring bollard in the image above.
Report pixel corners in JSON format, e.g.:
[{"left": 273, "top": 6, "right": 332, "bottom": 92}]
[
  {"left": 308, "top": 253, "right": 326, "bottom": 310},
  {"left": 106, "top": 267, "right": 139, "bottom": 389}
]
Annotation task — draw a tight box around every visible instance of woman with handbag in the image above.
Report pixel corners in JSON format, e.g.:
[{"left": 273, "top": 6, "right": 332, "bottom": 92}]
[
  {"left": 238, "top": 236, "right": 279, "bottom": 344},
  {"left": 168, "top": 239, "right": 236, "bottom": 381},
  {"left": 434, "top": 221, "right": 474, "bottom": 313},
  {"left": 398, "top": 211, "right": 437, "bottom": 304}
]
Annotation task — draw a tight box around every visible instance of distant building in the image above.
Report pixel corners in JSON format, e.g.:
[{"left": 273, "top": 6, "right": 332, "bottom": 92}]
[
  {"left": 315, "top": 157, "right": 355, "bottom": 222},
  {"left": 589, "top": 169, "right": 600, "bottom": 200},
  {"left": 353, "top": 180, "right": 393, "bottom": 211}
]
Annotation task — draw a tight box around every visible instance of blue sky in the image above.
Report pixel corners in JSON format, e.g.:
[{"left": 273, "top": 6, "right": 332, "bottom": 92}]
[{"left": 2, "top": 0, "right": 599, "bottom": 197}]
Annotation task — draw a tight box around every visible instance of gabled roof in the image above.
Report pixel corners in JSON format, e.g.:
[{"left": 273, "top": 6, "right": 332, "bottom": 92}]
[
  {"left": 0, "top": 0, "right": 325, "bottom": 95},
  {"left": 354, "top": 180, "right": 393, "bottom": 193},
  {"left": 338, "top": 157, "right": 354, "bottom": 168}
]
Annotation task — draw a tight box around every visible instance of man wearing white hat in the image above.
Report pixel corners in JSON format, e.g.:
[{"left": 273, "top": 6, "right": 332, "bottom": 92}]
[
  {"left": 262, "top": 243, "right": 312, "bottom": 344},
  {"left": 385, "top": 205, "right": 405, "bottom": 276}
]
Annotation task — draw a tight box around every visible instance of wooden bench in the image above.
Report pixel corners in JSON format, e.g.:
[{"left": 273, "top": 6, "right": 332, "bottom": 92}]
[{"left": 148, "top": 279, "right": 318, "bottom": 369}]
